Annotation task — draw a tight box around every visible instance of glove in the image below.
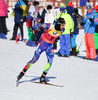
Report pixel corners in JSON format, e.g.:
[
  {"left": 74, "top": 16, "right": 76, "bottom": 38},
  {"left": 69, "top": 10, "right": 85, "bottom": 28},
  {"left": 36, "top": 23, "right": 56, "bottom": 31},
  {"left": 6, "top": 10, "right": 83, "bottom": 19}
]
[
  {"left": 29, "top": 27, "right": 33, "bottom": 34},
  {"left": 89, "top": 18, "right": 94, "bottom": 23},
  {"left": 81, "top": 22, "right": 85, "bottom": 26},
  {"left": 30, "top": 27, "right": 33, "bottom": 31},
  {"left": 62, "top": 10, "right": 66, "bottom": 13},
  {"left": 53, "top": 19, "right": 57, "bottom": 26},
  {"left": 55, "top": 37, "right": 60, "bottom": 43}
]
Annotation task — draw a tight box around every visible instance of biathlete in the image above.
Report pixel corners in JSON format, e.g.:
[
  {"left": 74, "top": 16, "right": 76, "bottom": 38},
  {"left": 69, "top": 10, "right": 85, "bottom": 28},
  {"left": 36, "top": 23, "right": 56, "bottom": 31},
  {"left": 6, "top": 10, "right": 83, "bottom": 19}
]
[{"left": 17, "top": 18, "right": 65, "bottom": 83}]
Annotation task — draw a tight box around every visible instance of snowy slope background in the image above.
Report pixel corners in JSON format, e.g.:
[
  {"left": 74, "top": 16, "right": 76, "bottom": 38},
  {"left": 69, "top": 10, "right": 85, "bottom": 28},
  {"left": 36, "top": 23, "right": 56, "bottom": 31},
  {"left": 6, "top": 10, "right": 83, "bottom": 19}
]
[{"left": 0, "top": 8, "right": 98, "bottom": 100}]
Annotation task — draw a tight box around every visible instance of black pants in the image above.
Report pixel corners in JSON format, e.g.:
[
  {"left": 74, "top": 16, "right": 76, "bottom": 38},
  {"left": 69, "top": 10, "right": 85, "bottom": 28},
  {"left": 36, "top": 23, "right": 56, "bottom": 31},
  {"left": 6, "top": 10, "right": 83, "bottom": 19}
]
[
  {"left": 0, "top": 17, "right": 7, "bottom": 35},
  {"left": 95, "top": 25, "right": 98, "bottom": 33},
  {"left": 12, "top": 23, "right": 24, "bottom": 39}
]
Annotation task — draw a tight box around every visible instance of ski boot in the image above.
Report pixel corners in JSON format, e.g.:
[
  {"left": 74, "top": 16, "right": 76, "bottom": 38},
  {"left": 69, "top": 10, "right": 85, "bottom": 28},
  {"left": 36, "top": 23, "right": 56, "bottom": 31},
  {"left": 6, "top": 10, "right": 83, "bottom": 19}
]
[
  {"left": 96, "top": 49, "right": 98, "bottom": 55},
  {"left": 72, "top": 47, "right": 79, "bottom": 56},
  {"left": 17, "top": 69, "right": 27, "bottom": 81},
  {"left": 40, "top": 72, "right": 47, "bottom": 83},
  {"left": 16, "top": 69, "right": 27, "bottom": 87}
]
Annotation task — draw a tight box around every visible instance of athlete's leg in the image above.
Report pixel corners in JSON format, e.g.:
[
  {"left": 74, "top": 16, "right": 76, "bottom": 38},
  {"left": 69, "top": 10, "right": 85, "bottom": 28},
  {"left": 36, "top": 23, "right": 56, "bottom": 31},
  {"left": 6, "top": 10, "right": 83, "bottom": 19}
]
[
  {"left": 40, "top": 45, "right": 54, "bottom": 83},
  {"left": 17, "top": 44, "right": 44, "bottom": 81}
]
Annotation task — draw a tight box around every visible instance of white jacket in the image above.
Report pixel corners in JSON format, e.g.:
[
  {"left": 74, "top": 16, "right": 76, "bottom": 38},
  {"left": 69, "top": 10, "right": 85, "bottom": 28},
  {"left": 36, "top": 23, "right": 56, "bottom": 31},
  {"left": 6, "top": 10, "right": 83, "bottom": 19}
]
[
  {"left": 45, "top": 9, "right": 56, "bottom": 23},
  {"left": 28, "top": 5, "right": 35, "bottom": 17}
]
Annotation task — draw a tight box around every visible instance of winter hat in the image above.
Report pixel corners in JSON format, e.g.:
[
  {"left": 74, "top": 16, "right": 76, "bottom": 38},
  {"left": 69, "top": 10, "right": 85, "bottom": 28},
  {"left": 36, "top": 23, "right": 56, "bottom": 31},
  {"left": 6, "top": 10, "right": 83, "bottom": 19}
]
[
  {"left": 60, "top": 3, "right": 65, "bottom": 10},
  {"left": 39, "top": 2, "right": 44, "bottom": 7},
  {"left": 47, "top": 5, "right": 52, "bottom": 10},
  {"left": 68, "top": 1, "right": 74, "bottom": 8},
  {"left": 55, "top": 18, "right": 65, "bottom": 31},
  {"left": 86, "top": 4, "right": 92, "bottom": 9}
]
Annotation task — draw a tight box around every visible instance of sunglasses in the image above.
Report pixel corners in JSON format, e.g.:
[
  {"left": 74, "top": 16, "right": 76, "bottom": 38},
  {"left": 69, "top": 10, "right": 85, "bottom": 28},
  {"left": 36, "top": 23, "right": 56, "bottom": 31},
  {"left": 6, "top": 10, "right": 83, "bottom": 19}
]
[{"left": 61, "top": 24, "right": 65, "bottom": 26}]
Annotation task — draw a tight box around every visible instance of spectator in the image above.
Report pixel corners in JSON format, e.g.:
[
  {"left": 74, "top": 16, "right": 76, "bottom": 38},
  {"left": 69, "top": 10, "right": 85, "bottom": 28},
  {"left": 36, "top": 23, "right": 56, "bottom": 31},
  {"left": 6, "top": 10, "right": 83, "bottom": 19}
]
[
  {"left": 34, "top": 2, "right": 39, "bottom": 25},
  {"left": 10, "top": 0, "right": 26, "bottom": 41},
  {"left": 26, "top": 1, "right": 39, "bottom": 42},
  {"left": 56, "top": 3, "right": 74, "bottom": 57},
  {"left": 45, "top": 5, "right": 56, "bottom": 23},
  {"left": 66, "top": 5, "right": 79, "bottom": 56},
  {"left": 81, "top": 4, "right": 98, "bottom": 60},
  {"left": 34, "top": 2, "right": 47, "bottom": 45},
  {"left": 80, "top": 0, "right": 90, "bottom": 17},
  {"left": 37, "top": 2, "right": 47, "bottom": 23},
  {"left": 0, "top": 0, "right": 8, "bottom": 35}
]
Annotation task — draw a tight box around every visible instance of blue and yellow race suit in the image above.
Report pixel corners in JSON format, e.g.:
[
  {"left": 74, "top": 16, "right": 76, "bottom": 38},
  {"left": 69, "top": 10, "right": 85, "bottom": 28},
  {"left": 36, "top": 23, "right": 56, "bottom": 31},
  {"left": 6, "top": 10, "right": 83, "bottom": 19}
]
[{"left": 23, "top": 23, "right": 64, "bottom": 73}]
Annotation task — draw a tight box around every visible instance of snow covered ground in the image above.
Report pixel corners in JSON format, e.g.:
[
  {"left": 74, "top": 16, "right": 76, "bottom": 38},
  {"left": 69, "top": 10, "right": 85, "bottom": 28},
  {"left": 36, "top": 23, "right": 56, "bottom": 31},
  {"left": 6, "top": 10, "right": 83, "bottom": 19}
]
[{"left": 0, "top": 9, "right": 98, "bottom": 100}]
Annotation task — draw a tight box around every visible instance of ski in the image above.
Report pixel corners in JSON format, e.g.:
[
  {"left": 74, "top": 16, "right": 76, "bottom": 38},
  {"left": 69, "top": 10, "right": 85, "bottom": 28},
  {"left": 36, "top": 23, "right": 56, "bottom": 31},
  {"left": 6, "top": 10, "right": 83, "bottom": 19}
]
[
  {"left": 30, "top": 81, "right": 64, "bottom": 87},
  {"left": 16, "top": 79, "right": 19, "bottom": 87},
  {"left": 16, "top": 77, "right": 20, "bottom": 87}
]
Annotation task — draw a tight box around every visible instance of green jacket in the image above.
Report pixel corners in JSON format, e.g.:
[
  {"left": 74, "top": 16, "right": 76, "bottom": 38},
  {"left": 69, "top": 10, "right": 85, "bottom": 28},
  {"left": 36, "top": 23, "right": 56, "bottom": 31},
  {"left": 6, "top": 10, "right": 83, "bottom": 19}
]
[{"left": 56, "top": 9, "right": 74, "bottom": 34}]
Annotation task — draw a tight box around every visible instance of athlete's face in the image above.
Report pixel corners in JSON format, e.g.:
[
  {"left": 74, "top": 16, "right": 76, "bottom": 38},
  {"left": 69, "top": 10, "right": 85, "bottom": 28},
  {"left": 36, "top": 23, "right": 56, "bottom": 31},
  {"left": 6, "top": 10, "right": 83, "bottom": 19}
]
[{"left": 60, "top": 24, "right": 65, "bottom": 30}]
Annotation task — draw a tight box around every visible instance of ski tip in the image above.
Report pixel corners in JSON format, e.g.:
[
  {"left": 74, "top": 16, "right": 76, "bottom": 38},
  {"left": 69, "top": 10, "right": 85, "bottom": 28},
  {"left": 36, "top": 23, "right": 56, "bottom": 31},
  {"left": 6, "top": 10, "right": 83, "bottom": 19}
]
[
  {"left": 16, "top": 77, "right": 19, "bottom": 87},
  {"left": 16, "top": 80, "right": 18, "bottom": 87}
]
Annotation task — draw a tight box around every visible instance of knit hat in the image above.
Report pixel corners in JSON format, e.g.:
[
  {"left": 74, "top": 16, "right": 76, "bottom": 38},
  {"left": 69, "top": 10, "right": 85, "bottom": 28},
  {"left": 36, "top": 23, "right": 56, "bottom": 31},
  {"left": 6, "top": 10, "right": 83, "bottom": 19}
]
[
  {"left": 60, "top": 3, "right": 65, "bottom": 10},
  {"left": 86, "top": 4, "right": 92, "bottom": 9},
  {"left": 66, "top": 6, "right": 74, "bottom": 17},
  {"left": 68, "top": 1, "right": 74, "bottom": 8},
  {"left": 39, "top": 2, "right": 44, "bottom": 7},
  {"left": 55, "top": 18, "right": 65, "bottom": 31}
]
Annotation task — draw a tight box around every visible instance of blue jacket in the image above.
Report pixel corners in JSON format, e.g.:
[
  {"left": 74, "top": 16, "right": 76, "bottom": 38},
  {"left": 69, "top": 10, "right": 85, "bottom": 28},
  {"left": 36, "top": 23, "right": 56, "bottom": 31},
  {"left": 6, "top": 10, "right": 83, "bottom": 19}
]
[
  {"left": 14, "top": 4, "right": 24, "bottom": 24},
  {"left": 83, "top": 9, "right": 98, "bottom": 34}
]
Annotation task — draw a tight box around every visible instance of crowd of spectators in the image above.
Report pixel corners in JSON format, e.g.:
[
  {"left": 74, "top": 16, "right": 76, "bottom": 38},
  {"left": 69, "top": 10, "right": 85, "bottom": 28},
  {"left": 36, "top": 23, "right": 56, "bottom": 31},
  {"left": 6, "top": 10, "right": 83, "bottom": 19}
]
[{"left": 0, "top": 0, "right": 98, "bottom": 60}]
